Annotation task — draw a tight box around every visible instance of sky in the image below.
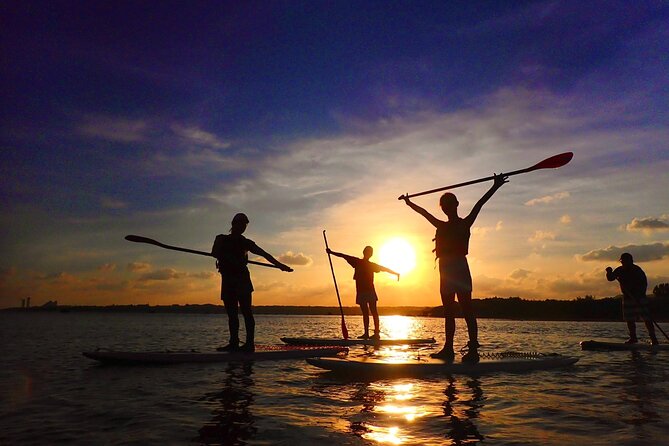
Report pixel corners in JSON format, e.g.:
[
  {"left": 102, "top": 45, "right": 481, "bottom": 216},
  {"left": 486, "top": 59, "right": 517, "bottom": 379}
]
[{"left": 1, "top": 1, "right": 668, "bottom": 309}]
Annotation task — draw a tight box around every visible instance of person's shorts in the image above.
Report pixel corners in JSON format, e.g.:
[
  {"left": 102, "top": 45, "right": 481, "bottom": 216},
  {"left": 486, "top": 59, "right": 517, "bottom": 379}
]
[
  {"left": 439, "top": 256, "right": 473, "bottom": 296},
  {"left": 622, "top": 295, "right": 651, "bottom": 322},
  {"left": 356, "top": 290, "right": 378, "bottom": 305},
  {"left": 220, "top": 275, "right": 253, "bottom": 310}
]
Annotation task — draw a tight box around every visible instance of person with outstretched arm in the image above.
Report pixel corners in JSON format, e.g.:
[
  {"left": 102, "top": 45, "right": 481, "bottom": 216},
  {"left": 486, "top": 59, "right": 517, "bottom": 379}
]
[
  {"left": 212, "top": 213, "right": 293, "bottom": 352},
  {"left": 402, "top": 174, "right": 508, "bottom": 363},
  {"left": 326, "top": 245, "right": 400, "bottom": 340},
  {"left": 606, "top": 252, "right": 658, "bottom": 345}
]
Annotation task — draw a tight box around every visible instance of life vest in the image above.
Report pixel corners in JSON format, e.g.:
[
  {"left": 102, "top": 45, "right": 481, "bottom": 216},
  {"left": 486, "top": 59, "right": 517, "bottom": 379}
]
[
  {"left": 433, "top": 219, "right": 470, "bottom": 259},
  {"left": 212, "top": 234, "right": 250, "bottom": 274}
]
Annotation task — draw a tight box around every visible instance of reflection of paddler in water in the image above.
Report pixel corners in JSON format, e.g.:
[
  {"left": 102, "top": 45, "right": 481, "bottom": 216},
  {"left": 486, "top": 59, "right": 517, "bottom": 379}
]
[
  {"left": 212, "top": 213, "right": 293, "bottom": 352},
  {"left": 326, "top": 246, "right": 400, "bottom": 340},
  {"left": 442, "top": 376, "right": 484, "bottom": 444},
  {"left": 402, "top": 174, "right": 508, "bottom": 362},
  {"left": 196, "top": 362, "right": 256, "bottom": 444},
  {"left": 606, "top": 252, "right": 658, "bottom": 345}
]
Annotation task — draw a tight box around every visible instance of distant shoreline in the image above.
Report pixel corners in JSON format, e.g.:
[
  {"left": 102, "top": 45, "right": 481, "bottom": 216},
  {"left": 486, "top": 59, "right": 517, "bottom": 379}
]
[{"left": 3, "top": 295, "right": 669, "bottom": 322}]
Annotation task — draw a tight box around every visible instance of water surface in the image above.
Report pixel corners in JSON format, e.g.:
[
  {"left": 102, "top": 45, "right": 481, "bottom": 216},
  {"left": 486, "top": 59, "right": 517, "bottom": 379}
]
[{"left": 1, "top": 313, "right": 667, "bottom": 445}]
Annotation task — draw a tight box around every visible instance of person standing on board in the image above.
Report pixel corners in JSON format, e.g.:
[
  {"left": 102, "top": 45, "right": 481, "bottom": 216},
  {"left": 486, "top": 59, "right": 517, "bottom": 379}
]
[
  {"left": 326, "top": 246, "right": 400, "bottom": 340},
  {"left": 212, "top": 213, "right": 293, "bottom": 352},
  {"left": 606, "top": 252, "right": 658, "bottom": 345},
  {"left": 402, "top": 174, "right": 508, "bottom": 362}
]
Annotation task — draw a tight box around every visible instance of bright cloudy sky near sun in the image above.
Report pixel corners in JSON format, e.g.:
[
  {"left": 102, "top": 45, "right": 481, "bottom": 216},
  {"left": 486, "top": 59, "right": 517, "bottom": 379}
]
[{"left": 2, "top": 1, "right": 668, "bottom": 308}]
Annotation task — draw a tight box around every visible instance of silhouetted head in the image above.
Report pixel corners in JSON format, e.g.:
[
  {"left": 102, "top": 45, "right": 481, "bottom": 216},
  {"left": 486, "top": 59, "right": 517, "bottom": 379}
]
[
  {"left": 439, "top": 192, "right": 459, "bottom": 215},
  {"left": 363, "top": 246, "right": 373, "bottom": 259},
  {"left": 230, "top": 213, "right": 249, "bottom": 234},
  {"left": 619, "top": 252, "right": 633, "bottom": 266}
]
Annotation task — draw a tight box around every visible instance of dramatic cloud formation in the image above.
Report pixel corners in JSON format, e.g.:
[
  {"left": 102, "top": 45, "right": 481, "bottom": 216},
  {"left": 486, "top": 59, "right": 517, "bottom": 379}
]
[
  {"left": 580, "top": 243, "right": 669, "bottom": 262},
  {"left": 625, "top": 216, "right": 669, "bottom": 234},
  {"left": 278, "top": 252, "right": 313, "bottom": 266}
]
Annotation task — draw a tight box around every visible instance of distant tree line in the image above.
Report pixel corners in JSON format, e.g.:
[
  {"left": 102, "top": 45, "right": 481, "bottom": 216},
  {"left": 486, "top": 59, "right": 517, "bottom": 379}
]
[{"left": 4, "top": 293, "right": 669, "bottom": 321}]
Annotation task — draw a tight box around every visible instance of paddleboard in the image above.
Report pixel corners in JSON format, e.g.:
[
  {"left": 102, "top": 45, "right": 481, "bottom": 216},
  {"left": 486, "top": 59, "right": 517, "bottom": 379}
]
[
  {"left": 580, "top": 340, "right": 667, "bottom": 351},
  {"left": 307, "top": 353, "right": 578, "bottom": 377},
  {"left": 83, "top": 345, "right": 347, "bottom": 365},
  {"left": 281, "top": 337, "right": 436, "bottom": 346}
]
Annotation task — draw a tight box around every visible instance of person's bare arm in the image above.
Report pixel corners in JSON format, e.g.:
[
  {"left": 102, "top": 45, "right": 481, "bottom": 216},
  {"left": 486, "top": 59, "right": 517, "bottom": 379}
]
[
  {"left": 250, "top": 245, "right": 293, "bottom": 272},
  {"left": 401, "top": 196, "right": 441, "bottom": 227},
  {"left": 465, "top": 174, "right": 508, "bottom": 225}
]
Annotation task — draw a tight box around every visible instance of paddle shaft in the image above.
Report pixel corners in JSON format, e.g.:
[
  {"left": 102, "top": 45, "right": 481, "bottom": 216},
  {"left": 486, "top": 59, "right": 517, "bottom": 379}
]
[
  {"left": 323, "top": 230, "right": 348, "bottom": 339},
  {"left": 398, "top": 152, "right": 573, "bottom": 200},
  {"left": 125, "top": 235, "right": 281, "bottom": 269}
]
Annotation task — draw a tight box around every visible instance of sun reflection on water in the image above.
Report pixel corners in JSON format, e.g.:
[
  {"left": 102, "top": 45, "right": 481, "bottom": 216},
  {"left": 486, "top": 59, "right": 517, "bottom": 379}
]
[
  {"left": 355, "top": 380, "right": 434, "bottom": 445},
  {"left": 381, "top": 315, "right": 416, "bottom": 340}
]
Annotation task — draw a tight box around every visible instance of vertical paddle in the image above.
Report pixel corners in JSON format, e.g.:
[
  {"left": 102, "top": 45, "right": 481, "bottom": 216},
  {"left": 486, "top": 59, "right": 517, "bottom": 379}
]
[
  {"left": 323, "top": 230, "right": 349, "bottom": 340},
  {"left": 398, "top": 152, "right": 573, "bottom": 200},
  {"left": 124, "top": 235, "right": 283, "bottom": 269}
]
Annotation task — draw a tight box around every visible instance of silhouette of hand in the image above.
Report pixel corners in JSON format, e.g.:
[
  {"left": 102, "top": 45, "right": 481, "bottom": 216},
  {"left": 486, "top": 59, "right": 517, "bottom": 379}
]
[
  {"left": 326, "top": 248, "right": 332, "bottom": 254},
  {"left": 280, "top": 264, "right": 294, "bottom": 272},
  {"left": 605, "top": 267, "right": 613, "bottom": 273},
  {"left": 401, "top": 194, "right": 411, "bottom": 204},
  {"left": 493, "top": 174, "right": 509, "bottom": 188}
]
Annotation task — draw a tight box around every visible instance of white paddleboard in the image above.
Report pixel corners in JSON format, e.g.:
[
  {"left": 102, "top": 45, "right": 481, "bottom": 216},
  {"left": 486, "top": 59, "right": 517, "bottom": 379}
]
[
  {"left": 281, "top": 337, "right": 436, "bottom": 346},
  {"left": 307, "top": 353, "right": 578, "bottom": 377},
  {"left": 83, "top": 345, "right": 346, "bottom": 365}
]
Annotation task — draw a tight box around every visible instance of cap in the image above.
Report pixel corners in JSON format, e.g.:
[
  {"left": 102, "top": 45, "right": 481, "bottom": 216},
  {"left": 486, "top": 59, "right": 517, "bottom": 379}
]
[{"left": 232, "top": 213, "right": 249, "bottom": 224}]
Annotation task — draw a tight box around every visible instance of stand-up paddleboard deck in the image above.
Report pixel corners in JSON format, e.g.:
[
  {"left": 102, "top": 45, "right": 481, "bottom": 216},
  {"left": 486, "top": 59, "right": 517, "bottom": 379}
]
[
  {"left": 281, "top": 337, "right": 436, "bottom": 346},
  {"left": 83, "top": 345, "right": 347, "bottom": 365},
  {"left": 307, "top": 353, "right": 578, "bottom": 377},
  {"left": 580, "top": 340, "right": 668, "bottom": 351}
]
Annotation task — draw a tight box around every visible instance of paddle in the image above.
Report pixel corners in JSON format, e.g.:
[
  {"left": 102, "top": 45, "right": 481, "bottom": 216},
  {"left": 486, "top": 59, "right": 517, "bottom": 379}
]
[
  {"left": 322, "top": 230, "right": 349, "bottom": 340},
  {"left": 398, "top": 152, "right": 574, "bottom": 200},
  {"left": 125, "top": 235, "right": 282, "bottom": 269}
]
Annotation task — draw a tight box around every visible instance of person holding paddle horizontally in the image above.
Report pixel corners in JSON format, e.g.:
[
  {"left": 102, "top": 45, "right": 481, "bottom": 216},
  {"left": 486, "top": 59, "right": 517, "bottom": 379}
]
[
  {"left": 326, "top": 245, "right": 400, "bottom": 340},
  {"left": 402, "top": 174, "right": 508, "bottom": 363},
  {"left": 606, "top": 252, "right": 658, "bottom": 345},
  {"left": 212, "top": 213, "right": 293, "bottom": 352}
]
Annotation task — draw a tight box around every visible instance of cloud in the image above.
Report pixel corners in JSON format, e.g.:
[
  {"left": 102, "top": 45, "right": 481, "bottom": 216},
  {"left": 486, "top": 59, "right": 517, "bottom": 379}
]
[
  {"left": 560, "top": 215, "right": 571, "bottom": 224},
  {"left": 277, "top": 251, "right": 313, "bottom": 266},
  {"left": 625, "top": 216, "right": 669, "bottom": 234},
  {"left": 138, "top": 268, "right": 185, "bottom": 281},
  {"left": 580, "top": 242, "right": 669, "bottom": 262},
  {"left": 171, "top": 124, "right": 231, "bottom": 149},
  {"left": 97, "top": 263, "right": 117, "bottom": 272},
  {"left": 524, "top": 191, "right": 570, "bottom": 206},
  {"left": 77, "top": 115, "right": 148, "bottom": 143},
  {"left": 528, "top": 230, "right": 556, "bottom": 242},
  {"left": 127, "top": 262, "right": 152, "bottom": 272},
  {"left": 509, "top": 268, "right": 532, "bottom": 281}
]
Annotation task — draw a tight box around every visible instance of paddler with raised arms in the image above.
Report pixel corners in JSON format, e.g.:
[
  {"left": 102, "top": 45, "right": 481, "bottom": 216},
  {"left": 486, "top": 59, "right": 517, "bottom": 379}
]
[
  {"left": 326, "top": 245, "right": 400, "bottom": 340},
  {"left": 402, "top": 174, "right": 508, "bottom": 362},
  {"left": 212, "top": 213, "right": 293, "bottom": 352}
]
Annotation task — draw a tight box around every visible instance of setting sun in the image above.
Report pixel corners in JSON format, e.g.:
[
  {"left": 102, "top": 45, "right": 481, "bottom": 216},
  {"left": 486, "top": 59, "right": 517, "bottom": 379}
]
[{"left": 378, "top": 238, "right": 417, "bottom": 275}]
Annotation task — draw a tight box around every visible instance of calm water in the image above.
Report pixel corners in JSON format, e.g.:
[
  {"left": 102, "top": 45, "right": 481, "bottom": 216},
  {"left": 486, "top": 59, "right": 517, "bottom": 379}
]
[{"left": 1, "top": 312, "right": 668, "bottom": 445}]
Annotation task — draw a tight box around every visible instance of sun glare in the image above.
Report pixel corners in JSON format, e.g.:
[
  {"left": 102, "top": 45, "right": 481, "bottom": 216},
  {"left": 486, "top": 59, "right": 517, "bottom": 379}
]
[{"left": 378, "top": 238, "right": 416, "bottom": 275}]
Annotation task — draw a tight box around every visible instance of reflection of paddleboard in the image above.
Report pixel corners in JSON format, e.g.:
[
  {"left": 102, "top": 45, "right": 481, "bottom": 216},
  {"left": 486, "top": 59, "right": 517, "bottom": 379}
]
[
  {"left": 580, "top": 340, "right": 667, "bottom": 351},
  {"left": 83, "top": 345, "right": 346, "bottom": 365},
  {"left": 280, "top": 337, "right": 436, "bottom": 346},
  {"left": 307, "top": 353, "right": 578, "bottom": 377}
]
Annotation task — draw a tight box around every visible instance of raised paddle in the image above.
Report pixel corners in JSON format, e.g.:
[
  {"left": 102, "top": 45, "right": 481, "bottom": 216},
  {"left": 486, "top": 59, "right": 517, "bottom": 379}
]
[
  {"left": 398, "top": 152, "right": 574, "bottom": 200},
  {"left": 323, "top": 230, "right": 349, "bottom": 340},
  {"left": 124, "top": 235, "right": 284, "bottom": 270}
]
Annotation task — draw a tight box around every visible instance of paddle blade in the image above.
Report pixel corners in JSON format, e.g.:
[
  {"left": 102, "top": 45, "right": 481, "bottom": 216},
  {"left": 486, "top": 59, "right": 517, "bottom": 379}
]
[
  {"left": 341, "top": 318, "right": 349, "bottom": 340},
  {"left": 125, "top": 235, "right": 157, "bottom": 244},
  {"left": 530, "top": 152, "right": 573, "bottom": 170}
]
